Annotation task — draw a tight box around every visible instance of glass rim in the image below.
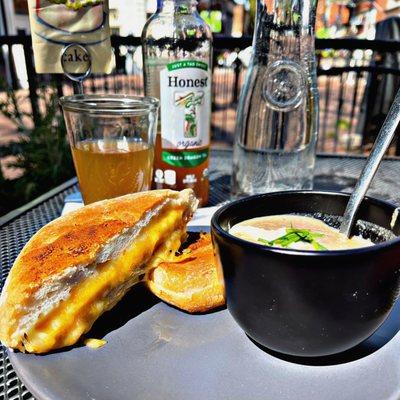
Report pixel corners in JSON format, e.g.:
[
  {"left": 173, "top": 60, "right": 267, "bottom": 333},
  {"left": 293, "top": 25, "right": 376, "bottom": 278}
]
[{"left": 59, "top": 94, "right": 159, "bottom": 115}]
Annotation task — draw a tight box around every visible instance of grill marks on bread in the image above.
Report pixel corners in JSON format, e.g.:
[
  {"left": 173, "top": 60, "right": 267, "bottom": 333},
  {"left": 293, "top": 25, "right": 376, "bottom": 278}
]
[
  {"left": 0, "top": 190, "right": 197, "bottom": 352},
  {"left": 8, "top": 193, "right": 168, "bottom": 294}
]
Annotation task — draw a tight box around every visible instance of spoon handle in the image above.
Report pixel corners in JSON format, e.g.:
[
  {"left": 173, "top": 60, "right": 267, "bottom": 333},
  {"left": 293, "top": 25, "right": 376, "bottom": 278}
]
[{"left": 340, "top": 87, "right": 400, "bottom": 237}]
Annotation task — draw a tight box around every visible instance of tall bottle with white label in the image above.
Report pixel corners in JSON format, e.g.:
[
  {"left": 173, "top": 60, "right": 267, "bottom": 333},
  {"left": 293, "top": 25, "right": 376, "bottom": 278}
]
[{"left": 142, "top": 0, "right": 212, "bottom": 206}]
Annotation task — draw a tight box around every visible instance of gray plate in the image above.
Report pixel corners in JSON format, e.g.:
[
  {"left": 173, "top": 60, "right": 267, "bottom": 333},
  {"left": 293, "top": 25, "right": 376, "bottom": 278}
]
[
  {"left": 8, "top": 218, "right": 400, "bottom": 400},
  {"left": 9, "top": 289, "right": 400, "bottom": 400},
  {"left": 9, "top": 286, "right": 400, "bottom": 400}
]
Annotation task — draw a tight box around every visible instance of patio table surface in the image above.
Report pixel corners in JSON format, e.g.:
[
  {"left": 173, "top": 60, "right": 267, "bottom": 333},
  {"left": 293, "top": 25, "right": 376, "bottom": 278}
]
[{"left": 1, "top": 149, "right": 400, "bottom": 399}]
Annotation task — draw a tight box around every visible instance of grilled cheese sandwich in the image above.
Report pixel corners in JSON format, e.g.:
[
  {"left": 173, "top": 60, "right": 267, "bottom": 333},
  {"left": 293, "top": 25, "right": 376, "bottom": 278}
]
[
  {"left": 146, "top": 234, "right": 225, "bottom": 313},
  {"left": 0, "top": 189, "right": 197, "bottom": 353}
]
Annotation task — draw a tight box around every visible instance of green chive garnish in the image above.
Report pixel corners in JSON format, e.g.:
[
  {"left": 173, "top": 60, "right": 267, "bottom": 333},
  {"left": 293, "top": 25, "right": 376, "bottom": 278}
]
[{"left": 257, "top": 228, "right": 327, "bottom": 250}]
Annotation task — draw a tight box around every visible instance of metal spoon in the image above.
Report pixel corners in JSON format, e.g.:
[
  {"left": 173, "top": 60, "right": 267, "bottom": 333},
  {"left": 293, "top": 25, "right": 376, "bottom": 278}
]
[{"left": 340, "top": 87, "right": 400, "bottom": 237}]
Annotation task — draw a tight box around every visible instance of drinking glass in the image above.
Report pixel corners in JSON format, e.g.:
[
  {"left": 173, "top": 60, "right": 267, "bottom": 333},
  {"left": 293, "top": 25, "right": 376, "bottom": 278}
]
[{"left": 60, "top": 94, "right": 159, "bottom": 204}]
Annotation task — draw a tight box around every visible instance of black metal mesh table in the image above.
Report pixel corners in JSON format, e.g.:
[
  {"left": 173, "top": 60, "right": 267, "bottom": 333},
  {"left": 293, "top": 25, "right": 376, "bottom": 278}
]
[{"left": 1, "top": 150, "right": 399, "bottom": 400}]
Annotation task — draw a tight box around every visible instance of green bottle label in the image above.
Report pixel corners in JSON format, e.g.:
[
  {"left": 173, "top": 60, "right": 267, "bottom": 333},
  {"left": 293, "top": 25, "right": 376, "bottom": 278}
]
[{"left": 162, "top": 149, "right": 209, "bottom": 167}]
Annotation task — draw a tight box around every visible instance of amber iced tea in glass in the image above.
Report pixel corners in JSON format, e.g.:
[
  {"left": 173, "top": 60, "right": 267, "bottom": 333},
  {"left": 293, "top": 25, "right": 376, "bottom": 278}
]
[
  {"left": 71, "top": 139, "right": 154, "bottom": 204},
  {"left": 60, "top": 95, "right": 159, "bottom": 204}
]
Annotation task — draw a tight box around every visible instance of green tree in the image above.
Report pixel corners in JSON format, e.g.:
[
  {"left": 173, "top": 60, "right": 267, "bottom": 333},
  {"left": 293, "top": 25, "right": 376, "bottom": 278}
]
[{"left": 0, "top": 82, "right": 74, "bottom": 216}]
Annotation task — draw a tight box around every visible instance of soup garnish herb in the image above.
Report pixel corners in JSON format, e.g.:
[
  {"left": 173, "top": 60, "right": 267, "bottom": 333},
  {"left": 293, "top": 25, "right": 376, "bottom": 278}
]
[
  {"left": 230, "top": 215, "right": 374, "bottom": 250},
  {"left": 258, "top": 228, "right": 327, "bottom": 250}
]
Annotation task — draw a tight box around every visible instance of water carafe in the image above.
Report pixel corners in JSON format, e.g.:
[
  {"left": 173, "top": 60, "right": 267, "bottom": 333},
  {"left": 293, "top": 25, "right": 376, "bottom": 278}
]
[{"left": 231, "top": 0, "right": 319, "bottom": 198}]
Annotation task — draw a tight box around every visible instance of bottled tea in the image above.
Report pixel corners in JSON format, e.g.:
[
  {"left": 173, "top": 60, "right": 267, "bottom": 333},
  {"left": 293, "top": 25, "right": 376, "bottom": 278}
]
[{"left": 142, "top": 0, "right": 212, "bottom": 205}]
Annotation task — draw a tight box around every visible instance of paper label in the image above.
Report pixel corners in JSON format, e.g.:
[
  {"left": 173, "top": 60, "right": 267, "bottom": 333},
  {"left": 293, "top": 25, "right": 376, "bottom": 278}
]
[
  {"left": 160, "top": 60, "right": 211, "bottom": 153},
  {"left": 28, "top": 0, "right": 115, "bottom": 74},
  {"left": 161, "top": 148, "right": 209, "bottom": 167}
]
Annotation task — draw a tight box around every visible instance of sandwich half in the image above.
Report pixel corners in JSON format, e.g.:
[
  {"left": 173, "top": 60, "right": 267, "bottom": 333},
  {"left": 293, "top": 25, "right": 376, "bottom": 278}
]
[
  {"left": 146, "top": 233, "right": 225, "bottom": 313},
  {"left": 0, "top": 189, "right": 197, "bottom": 353}
]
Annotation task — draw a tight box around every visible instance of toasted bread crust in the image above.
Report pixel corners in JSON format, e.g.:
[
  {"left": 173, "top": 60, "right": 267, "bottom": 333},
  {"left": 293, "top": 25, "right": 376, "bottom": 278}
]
[
  {"left": 0, "top": 189, "right": 196, "bottom": 346},
  {"left": 147, "top": 234, "right": 226, "bottom": 313}
]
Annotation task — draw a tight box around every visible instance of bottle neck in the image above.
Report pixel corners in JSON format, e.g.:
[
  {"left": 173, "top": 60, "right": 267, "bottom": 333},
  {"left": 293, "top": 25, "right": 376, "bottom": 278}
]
[
  {"left": 158, "top": 0, "right": 198, "bottom": 13},
  {"left": 256, "top": 0, "right": 317, "bottom": 31}
]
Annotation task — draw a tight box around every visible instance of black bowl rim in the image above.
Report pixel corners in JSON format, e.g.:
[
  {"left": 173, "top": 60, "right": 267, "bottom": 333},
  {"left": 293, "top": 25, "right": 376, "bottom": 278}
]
[{"left": 211, "top": 190, "right": 400, "bottom": 257}]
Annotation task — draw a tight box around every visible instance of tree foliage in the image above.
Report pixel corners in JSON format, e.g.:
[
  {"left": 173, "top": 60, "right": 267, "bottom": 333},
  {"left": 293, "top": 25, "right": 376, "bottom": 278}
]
[{"left": 0, "top": 82, "right": 74, "bottom": 216}]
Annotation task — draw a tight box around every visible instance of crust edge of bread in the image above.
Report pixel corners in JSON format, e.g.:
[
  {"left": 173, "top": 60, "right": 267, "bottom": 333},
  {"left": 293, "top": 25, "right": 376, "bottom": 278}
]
[
  {"left": 0, "top": 189, "right": 198, "bottom": 351},
  {"left": 146, "top": 234, "right": 226, "bottom": 313}
]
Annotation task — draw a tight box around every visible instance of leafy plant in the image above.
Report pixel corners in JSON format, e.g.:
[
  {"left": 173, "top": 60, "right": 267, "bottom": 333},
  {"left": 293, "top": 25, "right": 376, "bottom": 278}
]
[
  {"left": 0, "top": 81, "right": 74, "bottom": 216},
  {"left": 337, "top": 118, "right": 351, "bottom": 130}
]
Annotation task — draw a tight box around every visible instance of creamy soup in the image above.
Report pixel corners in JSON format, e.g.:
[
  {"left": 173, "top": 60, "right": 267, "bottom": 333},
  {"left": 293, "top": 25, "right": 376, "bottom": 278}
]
[{"left": 229, "top": 215, "right": 373, "bottom": 251}]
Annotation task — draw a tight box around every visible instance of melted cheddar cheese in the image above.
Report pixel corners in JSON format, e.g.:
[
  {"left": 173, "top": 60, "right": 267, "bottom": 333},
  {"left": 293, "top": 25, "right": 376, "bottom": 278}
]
[{"left": 22, "top": 206, "right": 185, "bottom": 353}]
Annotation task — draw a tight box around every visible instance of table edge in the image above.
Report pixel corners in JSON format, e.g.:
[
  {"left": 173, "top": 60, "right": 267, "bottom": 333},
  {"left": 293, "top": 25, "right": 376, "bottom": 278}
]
[
  {"left": 0, "top": 177, "right": 78, "bottom": 227},
  {"left": 1, "top": 152, "right": 399, "bottom": 228}
]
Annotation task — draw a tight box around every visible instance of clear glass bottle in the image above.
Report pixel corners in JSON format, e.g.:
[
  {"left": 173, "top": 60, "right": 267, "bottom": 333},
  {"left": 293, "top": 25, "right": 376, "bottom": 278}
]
[
  {"left": 231, "top": 0, "right": 319, "bottom": 198},
  {"left": 142, "top": 0, "right": 212, "bottom": 206}
]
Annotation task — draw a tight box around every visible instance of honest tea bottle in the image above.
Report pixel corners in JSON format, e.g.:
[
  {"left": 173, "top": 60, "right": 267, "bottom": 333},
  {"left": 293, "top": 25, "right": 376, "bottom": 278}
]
[{"left": 142, "top": 0, "right": 213, "bottom": 205}]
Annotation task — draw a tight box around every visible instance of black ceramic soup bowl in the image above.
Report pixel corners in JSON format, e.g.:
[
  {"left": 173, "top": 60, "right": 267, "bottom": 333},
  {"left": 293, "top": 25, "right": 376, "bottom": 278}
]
[{"left": 211, "top": 191, "right": 400, "bottom": 357}]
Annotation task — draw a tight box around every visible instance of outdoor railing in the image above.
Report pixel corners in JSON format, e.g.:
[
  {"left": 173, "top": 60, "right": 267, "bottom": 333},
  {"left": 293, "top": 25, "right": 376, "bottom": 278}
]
[{"left": 1, "top": 34, "right": 400, "bottom": 155}]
